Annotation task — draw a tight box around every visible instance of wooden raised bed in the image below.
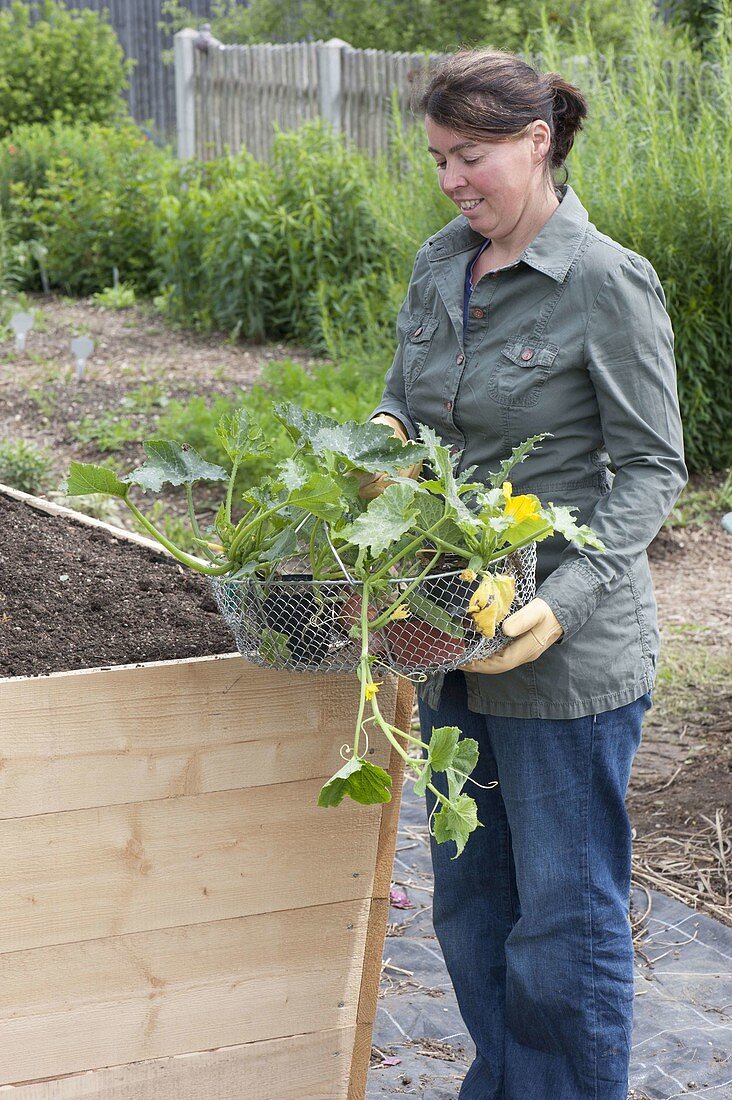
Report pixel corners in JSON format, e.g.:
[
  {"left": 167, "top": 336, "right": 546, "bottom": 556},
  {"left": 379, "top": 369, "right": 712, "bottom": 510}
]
[{"left": 0, "top": 485, "right": 412, "bottom": 1099}]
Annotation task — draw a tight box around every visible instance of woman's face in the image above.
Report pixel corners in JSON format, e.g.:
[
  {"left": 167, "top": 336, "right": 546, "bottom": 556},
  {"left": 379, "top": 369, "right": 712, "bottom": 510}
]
[{"left": 425, "top": 115, "right": 551, "bottom": 242}]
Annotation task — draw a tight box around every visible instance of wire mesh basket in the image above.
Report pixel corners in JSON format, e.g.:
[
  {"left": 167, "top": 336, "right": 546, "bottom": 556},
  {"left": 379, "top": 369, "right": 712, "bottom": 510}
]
[{"left": 208, "top": 542, "right": 537, "bottom": 676}]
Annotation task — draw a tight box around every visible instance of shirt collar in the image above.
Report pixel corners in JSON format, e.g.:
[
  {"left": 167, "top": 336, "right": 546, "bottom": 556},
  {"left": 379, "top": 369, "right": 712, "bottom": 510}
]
[{"left": 426, "top": 184, "right": 589, "bottom": 283}]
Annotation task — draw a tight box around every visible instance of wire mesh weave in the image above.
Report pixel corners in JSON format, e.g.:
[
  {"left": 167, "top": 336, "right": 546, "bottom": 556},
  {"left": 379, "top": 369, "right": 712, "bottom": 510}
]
[{"left": 208, "top": 542, "right": 537, "bottom": 676}]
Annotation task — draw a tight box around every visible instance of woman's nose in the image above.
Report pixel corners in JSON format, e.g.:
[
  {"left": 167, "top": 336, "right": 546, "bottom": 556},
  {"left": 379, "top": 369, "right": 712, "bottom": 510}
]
[{"left": 442, "top": 164, "right": 468, "bottom": 194}]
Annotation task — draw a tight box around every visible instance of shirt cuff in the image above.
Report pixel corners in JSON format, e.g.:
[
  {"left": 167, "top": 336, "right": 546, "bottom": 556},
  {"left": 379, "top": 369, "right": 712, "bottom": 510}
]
[
  {"left": 535, "top": 559, "right": 604, "bottom": 644},
  {"left": 370, "top": 404, "right": 417, "bottom": 440}
]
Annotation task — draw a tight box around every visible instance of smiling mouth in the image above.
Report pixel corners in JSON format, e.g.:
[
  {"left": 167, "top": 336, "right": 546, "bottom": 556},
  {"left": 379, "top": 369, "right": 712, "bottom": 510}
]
[{"left": 458, "top": 199, "right": 483, "bottom": 212}]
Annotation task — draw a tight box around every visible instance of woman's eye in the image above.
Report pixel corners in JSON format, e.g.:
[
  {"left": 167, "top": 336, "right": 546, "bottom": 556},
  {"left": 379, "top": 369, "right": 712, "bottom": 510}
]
[{"left": 463, "top": 158, "right": 481, "bottom": 165}]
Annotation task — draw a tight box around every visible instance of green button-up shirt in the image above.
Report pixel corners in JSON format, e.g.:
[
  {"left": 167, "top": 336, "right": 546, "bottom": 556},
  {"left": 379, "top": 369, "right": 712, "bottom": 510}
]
[{"left": 373, "top": 184, "right": 688, "bottom": 719}]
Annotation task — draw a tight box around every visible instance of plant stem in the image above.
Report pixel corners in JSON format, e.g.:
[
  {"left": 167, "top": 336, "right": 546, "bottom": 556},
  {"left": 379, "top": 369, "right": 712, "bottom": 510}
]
[
  {"left": 487, "top": 524, "right": 552, "bottom": 561},
  {"left": 309, "top": 516, "right": 322, "bottom": 578},
  {"left": 225, "top": 459, "right": 240, "bottom": 526},
  {"left": 125, "top": 500, "right": 234, "bottom": 576},
  {"left": 372, "top": 519, "right": 445, "bottom": 579},
  {"left": 368, "top": 549, "right": 442, "bottom": 630},
  {"left": 353, "top": 581, "right": 371, "bottom": 760},
  {"left": 227, "top": 502, "right": 283, "bottom": 558},
  {"left": 366, "top": 680, "right": 451, "bottom": 810}
]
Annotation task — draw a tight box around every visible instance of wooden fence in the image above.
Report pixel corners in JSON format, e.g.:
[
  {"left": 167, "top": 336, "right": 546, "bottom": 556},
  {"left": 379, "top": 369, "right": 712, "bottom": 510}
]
[
  {"left": 177, "top": 32, "right": 444, "bottom": 162},
  {"left": 0, "top": 0, "right": 213, "bottom": 139}
]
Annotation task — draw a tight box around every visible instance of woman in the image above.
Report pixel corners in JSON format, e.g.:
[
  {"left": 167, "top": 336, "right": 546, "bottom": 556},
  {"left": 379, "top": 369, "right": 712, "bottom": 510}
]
[{"left": 368, "top": 49, "right": 688, "bottom": 1100}]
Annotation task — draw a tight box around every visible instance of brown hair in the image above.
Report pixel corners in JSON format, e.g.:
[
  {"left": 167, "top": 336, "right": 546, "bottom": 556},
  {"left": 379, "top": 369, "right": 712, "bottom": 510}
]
[{"left": 415, "top": 49, "right": 588, "bottom": 181}]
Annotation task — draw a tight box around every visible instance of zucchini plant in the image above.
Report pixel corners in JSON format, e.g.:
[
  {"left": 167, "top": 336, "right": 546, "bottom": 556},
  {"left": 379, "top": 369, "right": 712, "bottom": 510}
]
[{"left": 65, "top": 404, "right": 604, "bottom": 856}]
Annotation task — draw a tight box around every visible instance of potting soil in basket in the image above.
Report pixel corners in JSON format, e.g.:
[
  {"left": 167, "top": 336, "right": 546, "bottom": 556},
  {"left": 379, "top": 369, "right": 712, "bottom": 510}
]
[{"left": 0, "top": 494, "right": 231, "bottom": 678}]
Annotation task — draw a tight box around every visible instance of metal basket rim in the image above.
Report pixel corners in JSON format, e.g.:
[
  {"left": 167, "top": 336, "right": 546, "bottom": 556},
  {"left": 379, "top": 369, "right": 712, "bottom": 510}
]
[{"left": 210, "top": 545, "right": 534, "bottom": 590}]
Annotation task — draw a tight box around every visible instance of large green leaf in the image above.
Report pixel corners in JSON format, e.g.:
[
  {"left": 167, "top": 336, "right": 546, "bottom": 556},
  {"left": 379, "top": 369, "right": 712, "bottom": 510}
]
[
  {"left": 65, "top": 462, "right": 129, "bottom": 499},
  {"left": 433, "top": 794, "right": 482, "bottom": 858},
  {"left": 428, "top": 725, "right": 461, "bottom": 772},
  {"left": 447, "top": 737, "right": 480, "bottom": 802},
  {"left": 318, "top": 756, "right": 392, "bottom": 807},
  {"left": 543, "top": 504, "right": 606, "bottom": 550},
  {"left": 287, "top": 471, "right": 346, "bottom": 522},
  {"left": 487, "top": 433, "right": 553, "bottom": 489},
  {"left": 275, "top": 403, "right": 427, "bottom": 475},
  {"left": 417, "top": 425, "right": 482, "bottom": 535},
  {"left": 279, "top": 455, "right": 309, "bottom": 491},
  {"left": 497, "top": 511, "right": 554, "bottom": 551},
  {"left": 215, "top": 407, "right": 266, "bottom": 463},
  {"left": 338, "top": 482, "right": 420, "bottom": 556},
  {"left": 126, "top": 441, "right": 229, "bottom": 492}
]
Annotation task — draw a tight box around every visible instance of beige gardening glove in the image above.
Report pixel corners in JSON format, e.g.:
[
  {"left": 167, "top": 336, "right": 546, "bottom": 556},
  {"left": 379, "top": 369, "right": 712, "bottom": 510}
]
[
  {"left": 357, "top": 414, "right": 423, "bottom": 501},
  {"left": 461, "top": 597, "right": 563, "bottom": 674}
]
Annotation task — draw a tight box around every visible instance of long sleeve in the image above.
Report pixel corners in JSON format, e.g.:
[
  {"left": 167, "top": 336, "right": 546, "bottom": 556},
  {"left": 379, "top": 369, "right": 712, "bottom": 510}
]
[
  {"left": 535, "top": 253, "right": 689, "bottom": 643},
  {"left": 370, "top": 253, "right": 425, "bottom": 439}
]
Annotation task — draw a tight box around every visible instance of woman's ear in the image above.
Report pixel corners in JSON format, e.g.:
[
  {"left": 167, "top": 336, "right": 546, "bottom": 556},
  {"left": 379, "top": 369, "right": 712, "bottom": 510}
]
[{"left": 530, "top": 120, "right": 552, "bottom": 162}]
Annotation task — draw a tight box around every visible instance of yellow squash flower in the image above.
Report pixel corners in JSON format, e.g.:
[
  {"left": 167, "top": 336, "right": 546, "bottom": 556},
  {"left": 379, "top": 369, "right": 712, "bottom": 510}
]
[
  {"left": 467, "top": 573, "right": 516, "bottom": 639},
  {"left": 460, "top": 568, "right": 477, "bottom": 582},
  {"left": 502, "top": 481, "right": 541, "bottom": 524},
  {"left": 364, "top": 681, "right": 382, "bottom": 700},
  {"left": 389, "top": 604, "right": 411, "bottom": 621}
]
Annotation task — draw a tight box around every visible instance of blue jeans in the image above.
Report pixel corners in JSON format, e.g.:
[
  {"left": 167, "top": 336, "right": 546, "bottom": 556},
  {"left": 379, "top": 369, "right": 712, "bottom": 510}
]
[{"left": 418, "top": 671, "right": 652, "bottom": 1100}]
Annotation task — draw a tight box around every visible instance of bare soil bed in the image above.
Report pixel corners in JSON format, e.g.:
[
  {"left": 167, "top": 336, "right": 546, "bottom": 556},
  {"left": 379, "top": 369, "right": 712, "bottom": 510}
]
[{"left": 0, "top": 493, "right": 232, "bottom": 678}]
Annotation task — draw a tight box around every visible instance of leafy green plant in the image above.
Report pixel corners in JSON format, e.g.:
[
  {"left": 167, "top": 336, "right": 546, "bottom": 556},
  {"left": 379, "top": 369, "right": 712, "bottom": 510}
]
[
  {"left": 152, "top": 119, "right": 404, "bottom": 352},
  {"left": 92, "top": 282, "right": 136, "bottom": 309},
  {"left": 0, "top": 437, "right": 53, "bottom": 493},
  {"left": 0, "top": 0, "right": 131, "bottom": 137},
  {"left": 65, "top": 406, "right": 604, "bottom": 856},
  {"left": 0, "top": 120, "right": 175, "bottom": 294}
]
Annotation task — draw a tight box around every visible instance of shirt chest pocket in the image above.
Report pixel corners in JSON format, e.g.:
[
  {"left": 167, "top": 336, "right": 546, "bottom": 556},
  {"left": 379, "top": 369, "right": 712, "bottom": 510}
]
[
  {"left": 487, "top": 336, "right": 561, "bottom": 407},
  {"left": 403, "top": 315, "right": 439, "bottom": 388}
]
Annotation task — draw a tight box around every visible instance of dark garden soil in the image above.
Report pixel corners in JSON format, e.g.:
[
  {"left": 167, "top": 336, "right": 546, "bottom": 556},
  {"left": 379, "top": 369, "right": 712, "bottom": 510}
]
[{"left": 0, "top": 493, "right": 232, "bottom": 679}]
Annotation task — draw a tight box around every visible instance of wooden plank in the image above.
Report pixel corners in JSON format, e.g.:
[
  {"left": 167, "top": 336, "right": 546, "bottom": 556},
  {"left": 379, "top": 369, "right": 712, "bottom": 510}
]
[
  {"left": 0, "top": 776, "right": 384, "bottom": 953},
  {"left": 0, "top": 655, "right": 394, "bottom": 816},
  {"left": 0, "top": 900, "right": 368, "bottom": 1084},
  {"left": 0, "top": 1028, "right": 354, "bottom": 1099}
]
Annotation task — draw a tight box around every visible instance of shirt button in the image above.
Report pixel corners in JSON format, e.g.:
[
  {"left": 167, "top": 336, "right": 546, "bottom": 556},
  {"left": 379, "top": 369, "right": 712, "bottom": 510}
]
[
  {"left": 445, "top": 400, "right": 453, "bottom": 412},
  {"left": 470, "top": 307, "right": 485, "bottom": 319},
  {"left": 450, "top": 444, "right": 460, "bottom": 455},
  {"left": 456, "top": 353, "right": 464, "bottom": 365},
  {"left": 520, "top": 348, "right": 534, "bottom": 361},
  {"left": 412, "top": 326, "right": 423, "bottom": 337}
]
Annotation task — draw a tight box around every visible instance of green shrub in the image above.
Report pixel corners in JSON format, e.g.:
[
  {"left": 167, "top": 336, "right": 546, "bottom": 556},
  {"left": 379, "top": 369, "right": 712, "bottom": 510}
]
[
  {"left": 154, "top": 119, "right": 405, "bottom": 351},
  {"left": 0, "top": 120, "right": 175, "bottom": 294},
  {"left": 92, "top": 282, "right": 136, "bottom": 309},
  {"left": 0, "top": 208, "right": 24, "bottom": 307},
  {"left": 0, "top": 0, "right": 130, "bottom": 137},
  {"left": 0, "top": 438, "right": 53, "bottom": 494}
]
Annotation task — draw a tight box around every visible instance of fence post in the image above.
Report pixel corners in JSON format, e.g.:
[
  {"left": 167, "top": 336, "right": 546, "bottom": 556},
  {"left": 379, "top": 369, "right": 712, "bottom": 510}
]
[
  {"left": 174, "top": 28, "right": 198, "bottom": 159},
  {"left": 317, "top": 37, "right": 350, "bottom": 132}
]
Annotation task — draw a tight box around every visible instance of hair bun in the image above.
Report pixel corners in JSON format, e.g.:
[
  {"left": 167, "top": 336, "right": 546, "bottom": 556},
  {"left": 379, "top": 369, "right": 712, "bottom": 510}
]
[{"left": 544, "top": 72, "right": 589, "bottom": 168}]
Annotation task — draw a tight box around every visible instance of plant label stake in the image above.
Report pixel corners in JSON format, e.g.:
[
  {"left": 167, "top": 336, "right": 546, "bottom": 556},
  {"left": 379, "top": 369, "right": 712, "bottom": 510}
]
[
  {"left": 71, "top": 335, "right": 94, "bottom": 382},
  {"left": 10, "top": 312, "right": 33, "bottom": 352}
]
